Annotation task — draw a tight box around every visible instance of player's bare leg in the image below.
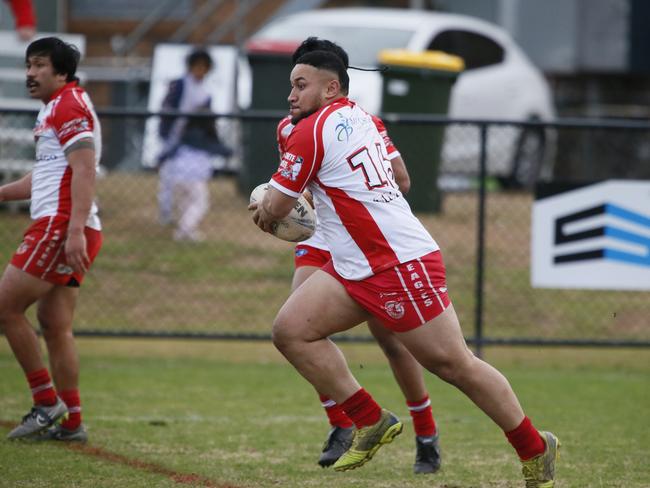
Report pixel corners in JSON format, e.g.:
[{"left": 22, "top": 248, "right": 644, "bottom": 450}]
[
  {"left": 290, "top": 265, "right": 439, "bottom": 470},
  {"left": 367, "top": 320, "right": 428, "bottom": 403},
  {"left": 367, "top": 319, "right": 441, "bottom": 473},
  {"left": 396, "top": 303, "right": 558, "bottom": 485},
  {"left": 291, "top": 265, "right": 355, "bottom": 466},
  {"left": 274, "top": 269, "right": 370, "bottom": 401},
  {"left": 396, "top": 304, "right": 524, "bottom": 430},
  {"left": 0, "top": 265, "right": 67, "bottom": 439},
  {"left": 37, "top": 285, "right": 87, "bottom": 442},
  {"left": 290, "top": 265, "right": 318, "bottom": 294},
  {"left": 38, "top": 286, "right": 80, "bottom": 393},
  {"left": 0, "top": 265, "right": 53, "bottom": 374},
  {"left": 273, "top": 269, "right": 403, "bottom": 471}
]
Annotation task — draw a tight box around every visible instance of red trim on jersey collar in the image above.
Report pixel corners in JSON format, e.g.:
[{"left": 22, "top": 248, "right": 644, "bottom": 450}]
[
  {"left": 326, "top": 97, "right": 353, "bottom": 109},
  {"left": 47, "top": 81, "right": 79, "bottom": 103}
]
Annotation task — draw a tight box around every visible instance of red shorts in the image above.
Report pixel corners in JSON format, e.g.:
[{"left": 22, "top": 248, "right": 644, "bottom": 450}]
[
  {"left": 323, "top": 251, "right": 451, "bottom": 332},
  {"left": 10, "top": 216, "right": 103, "bottom": 287},
  {"left": 294, "top": 244, "right": 331, "bottom": 269}
]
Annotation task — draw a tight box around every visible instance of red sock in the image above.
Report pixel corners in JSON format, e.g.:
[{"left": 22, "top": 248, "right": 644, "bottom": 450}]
[
  {"left": 319, "top": 394, "right": 353, "bottom": 428},
  {"left": 26, "top": 368, "right": 57, "bottom": 406},
  {"left": 339, "top": 388, "right": 382, "bottom": 429},
  {"left": 407, "top": 395, "right": 436, "bottom": 437},
  {"left": 59, "top": 389, "right": 82, "bottom": 430},
  {"left": 505, "top": 416, "right": 545, "bottom": 460}
]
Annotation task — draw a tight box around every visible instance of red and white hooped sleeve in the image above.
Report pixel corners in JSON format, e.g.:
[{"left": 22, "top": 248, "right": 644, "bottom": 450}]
[{"left": 49, "top": 89, "right": 95, "bottom": 152}]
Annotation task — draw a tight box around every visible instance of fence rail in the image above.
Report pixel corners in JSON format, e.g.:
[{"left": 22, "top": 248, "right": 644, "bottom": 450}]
[{"left": 1, "top": 107, "right": 648, "bottom": 351}]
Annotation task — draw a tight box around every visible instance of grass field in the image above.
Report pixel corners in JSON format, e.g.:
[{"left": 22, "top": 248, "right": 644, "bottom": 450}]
[{"left": 1, "top": 339, "right": 649, "bottom": 488}]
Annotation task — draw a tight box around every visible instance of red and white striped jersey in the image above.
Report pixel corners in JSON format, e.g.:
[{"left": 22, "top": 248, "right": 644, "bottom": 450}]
[
  {"left": 276, "top": 111, "right": 404, "bottom": 252},
  {"left": 277, "top": 113, "right": 401, "bottom": 160},
  {"left": 271, "top": 98, "right": 438, "bottom": 280},
  {"left": 31, "top": 81, "right": 102, "bottom": 230}
]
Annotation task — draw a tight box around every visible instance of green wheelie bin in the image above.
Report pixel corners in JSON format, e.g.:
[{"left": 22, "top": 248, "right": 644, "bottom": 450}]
[
  {"left": 379, "top": 49, "right": 464, "bottom": 212},
  {"left": 238, "top": 40, "right": 296, "bottom": 196}
]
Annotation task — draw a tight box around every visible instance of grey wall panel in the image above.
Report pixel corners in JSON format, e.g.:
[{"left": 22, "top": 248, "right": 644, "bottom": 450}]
[
  {"left": 577, "top": 0, "right": 628, "bottom": 72},
  {"left": 514, "top": 0, "right": 579, "bottom": 73}
]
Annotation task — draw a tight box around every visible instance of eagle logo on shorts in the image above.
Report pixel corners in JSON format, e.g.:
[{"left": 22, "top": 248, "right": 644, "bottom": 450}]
[
  {"left": 55, "top": 264, "right": 74, "bottom": 275},
  {"left": 16, "top": 242, "right": 29, "bottom": 255},
  {"left": 384, "top": 300, "right": 405, "bottom": 320}
]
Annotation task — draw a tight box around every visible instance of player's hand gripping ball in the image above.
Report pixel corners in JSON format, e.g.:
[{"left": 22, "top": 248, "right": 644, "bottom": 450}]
[{"left": 250, "top": 183, "right": 316, "bottom": 242}]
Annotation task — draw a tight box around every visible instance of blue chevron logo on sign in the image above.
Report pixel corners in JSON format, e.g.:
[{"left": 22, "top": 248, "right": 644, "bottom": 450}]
[
  {"left": 553, "top": 203, "right": 650, "bottom": 267},
  {"left": 532, "top": 180, "right": 650, "bottom": 291}
]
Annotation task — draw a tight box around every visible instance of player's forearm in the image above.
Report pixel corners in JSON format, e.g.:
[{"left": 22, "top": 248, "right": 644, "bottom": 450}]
[
  {"left": 391, "top": 156, "right": 411, "bottom": 194},
  {"left": 67, "top": 149, "right": 96, "bottom": 234},
  {"left": 262, "top": 189, "right": 296, "bottom": 220},
  {"left": 0, "top": 172, "right": 32, "bottom": 202}
]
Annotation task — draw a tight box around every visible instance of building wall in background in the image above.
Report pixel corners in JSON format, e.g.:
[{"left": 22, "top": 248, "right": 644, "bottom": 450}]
[
  {"left": 437, "top": 0, "right": 635, "bottom": 74},
  {"left": 433, "top": 0, "right": 649, "bottom": 117},
  {"left": 68, "top": 0, "right": 192, "bottom": 19}
]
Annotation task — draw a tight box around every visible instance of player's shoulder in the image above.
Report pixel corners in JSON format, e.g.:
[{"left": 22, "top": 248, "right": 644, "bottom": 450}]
[
  {"left": 58, "top": 84, "right": 86, "bottom": 103},
  {"left": 52, "top": 84, "right": 92, "bottom": 117},
  {"left": 298, "top": 98, "right": 354, "bottom": 130},
  {"left": 370, "top": 113, "right": 387, "bottom": 131},
  {"left": 277, "top": 115, "right": 292, "bottom": 132}
]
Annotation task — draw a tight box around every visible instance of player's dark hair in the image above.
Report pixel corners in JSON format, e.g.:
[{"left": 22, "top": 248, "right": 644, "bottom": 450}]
[
  {"left": 186, "top": 48, "right": 213, "bottom": 70},
  {"left": 26, "top": 37, "right": 80, "bottom": 82},
  {"left": 292, "top": 37, "right": 349, "bottom": 69},
  {"left": 295, "top": 50, "right": 350, "bottom": 93}
]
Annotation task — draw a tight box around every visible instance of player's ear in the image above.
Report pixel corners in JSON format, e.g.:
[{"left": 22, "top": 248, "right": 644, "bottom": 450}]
[{"left": 326, "top": 78, "right": 341, "bottom": 97}]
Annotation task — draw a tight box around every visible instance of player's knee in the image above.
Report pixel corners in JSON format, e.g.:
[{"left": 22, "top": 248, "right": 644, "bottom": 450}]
[
  {"left": 272, "top": 311, "right": 310, "bottom": 353},
  {"left": 425, "top": 357, "right": 451, "bottom": 384},
  {"left": 37, "top": 312, "right": 69, "bottom": 339},
  {"left": 0, "top": 310, "right": 10, "bottom": 331},
  {"left": 0, "top": 306, "right": 22, "bottom": 331},
  {"left": 37, "top": 310, "right": 53, "bottom": 332},
  {"left": 271, "top": 315, "right": 295, "bottom": 352},
  {"left": 40, "top": 324, "right": 71, "bottom": 342},
  {"left": 426, "top": 349, "right": 475, "bottom": 385}
]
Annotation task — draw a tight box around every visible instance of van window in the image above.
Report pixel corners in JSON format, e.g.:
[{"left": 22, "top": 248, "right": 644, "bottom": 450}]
[{"left": 428, "top": 30, "right": 504, "bottom": 69}]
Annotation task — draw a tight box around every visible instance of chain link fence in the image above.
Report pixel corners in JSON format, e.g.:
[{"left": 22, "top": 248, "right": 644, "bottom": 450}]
[{"left": 1, "top": 108, "right": 648, "bottom": 348}]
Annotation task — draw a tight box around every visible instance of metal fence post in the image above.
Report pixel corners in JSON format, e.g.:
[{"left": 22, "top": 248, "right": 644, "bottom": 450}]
[{"left": 474, "top": 123, "right": 488, "bottom": 358}]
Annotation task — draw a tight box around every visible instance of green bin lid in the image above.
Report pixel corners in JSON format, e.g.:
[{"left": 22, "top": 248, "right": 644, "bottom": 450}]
[{"left": 378, "top": 49, "right": 464, "bottom": 72}]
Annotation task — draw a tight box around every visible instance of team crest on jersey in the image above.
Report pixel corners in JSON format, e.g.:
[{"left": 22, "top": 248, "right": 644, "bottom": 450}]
[
  {"left": 335, "top": 114, "right": 353, "bottom": 141},
  {"left": 280, "top": 152, "right": 304, "bottom": 181},
  {"left": 295, "top": 248, "right": 308, "bottom": 257},
  {"left": 384, "top": 300, "right": 405, "bottom": 320}
]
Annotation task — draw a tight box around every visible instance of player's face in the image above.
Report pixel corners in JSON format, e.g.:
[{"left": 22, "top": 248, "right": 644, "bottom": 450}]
[
  {"left": 288, "top": 64, "right": 337, "bottom": 124},
  {"left": 25, "top": 55, "right": 67, "bottom": 102}
]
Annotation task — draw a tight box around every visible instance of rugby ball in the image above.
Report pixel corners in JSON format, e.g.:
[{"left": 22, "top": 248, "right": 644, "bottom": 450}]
[{"left": 250, "top": 183, "right": 316, "bottom": 242}]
